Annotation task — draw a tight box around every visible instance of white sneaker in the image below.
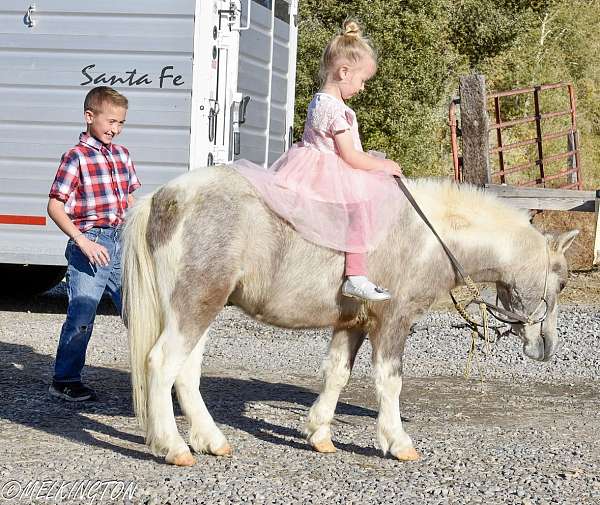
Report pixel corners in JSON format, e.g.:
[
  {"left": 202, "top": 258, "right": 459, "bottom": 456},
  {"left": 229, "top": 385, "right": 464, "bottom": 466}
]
[{"left": 342, "top": 277, "right": 391, "bottom": 302}]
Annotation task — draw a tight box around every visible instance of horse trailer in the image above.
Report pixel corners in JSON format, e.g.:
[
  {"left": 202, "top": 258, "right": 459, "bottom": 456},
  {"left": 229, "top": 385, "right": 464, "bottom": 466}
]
[{"left": 0, "top": 0, "right": 298, "bottom": 293}]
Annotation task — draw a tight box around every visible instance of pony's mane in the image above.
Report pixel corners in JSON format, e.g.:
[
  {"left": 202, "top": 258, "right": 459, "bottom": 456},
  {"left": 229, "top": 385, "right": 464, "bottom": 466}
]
[{"left": 407, "top": 178, "right": 531, "bottom": 233}]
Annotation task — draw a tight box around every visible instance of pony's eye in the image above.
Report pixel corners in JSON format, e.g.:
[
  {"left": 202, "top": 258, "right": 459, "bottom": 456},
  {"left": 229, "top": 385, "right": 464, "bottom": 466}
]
[{"left": 559, "top": 281, "right": 566, "bottom": 291}]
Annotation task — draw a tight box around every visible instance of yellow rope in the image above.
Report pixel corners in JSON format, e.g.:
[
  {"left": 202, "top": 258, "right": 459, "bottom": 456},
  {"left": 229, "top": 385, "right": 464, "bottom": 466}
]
[
  {"left": 481, "top": 302, "right": 490, "bottom": 356},
  {"left": 464, "top": 276, "right": 481, "bottom": 300},
  {"left": 451, "top": 276, "right": 490, "bottom": 384}
]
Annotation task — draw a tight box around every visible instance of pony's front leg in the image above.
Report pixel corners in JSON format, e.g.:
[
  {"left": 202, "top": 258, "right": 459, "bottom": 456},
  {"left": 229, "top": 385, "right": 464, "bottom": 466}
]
[
  {"left": 174, "top": 329, "right": 231, "bottom": 457},
  {"left": 306, "top": 327, "right": 366, "bottom": 453},
  {"left": 371, "top": 324, "right": 419, "bottom": 461}
]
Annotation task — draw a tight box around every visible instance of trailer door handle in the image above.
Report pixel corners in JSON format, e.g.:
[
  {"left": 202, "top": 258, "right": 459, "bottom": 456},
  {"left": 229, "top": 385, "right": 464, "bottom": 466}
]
[
  {"left": 234, "top": 132, "right": 241, "bottom": 156},
  {"left": 208, "top": 101, "right": 219, "bottom": 143},
  {"left": 239, "top": 95, "right": 250, "bottom": 125},
  {"left": 231, "top": 95, "right": 251, "bottom": 156},
  {"left": 24, "top": 5, "right": 36, "bottom": 28}
]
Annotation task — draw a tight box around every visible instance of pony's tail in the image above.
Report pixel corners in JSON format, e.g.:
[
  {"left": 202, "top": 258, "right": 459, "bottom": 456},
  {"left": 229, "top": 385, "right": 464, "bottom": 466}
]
[{"left": 122, "top": 194, "right": 161, "bottom": 431}]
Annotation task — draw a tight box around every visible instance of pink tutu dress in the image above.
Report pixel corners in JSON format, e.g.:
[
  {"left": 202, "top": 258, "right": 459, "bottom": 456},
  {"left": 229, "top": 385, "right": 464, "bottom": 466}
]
[{"left": 233, "top": 92, "right": 403, "bottom": 253}]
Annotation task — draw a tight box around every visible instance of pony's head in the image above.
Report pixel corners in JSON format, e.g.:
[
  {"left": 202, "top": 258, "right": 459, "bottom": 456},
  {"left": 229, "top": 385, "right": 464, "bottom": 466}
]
[{"left": 496, "top": 229, "right": 578, "bottom": 361}]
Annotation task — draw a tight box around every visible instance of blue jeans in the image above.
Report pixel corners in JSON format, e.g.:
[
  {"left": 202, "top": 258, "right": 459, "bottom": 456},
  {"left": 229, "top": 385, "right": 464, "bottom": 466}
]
[{"left": 53, "top": 226, "right": 122, "bottom": 383}]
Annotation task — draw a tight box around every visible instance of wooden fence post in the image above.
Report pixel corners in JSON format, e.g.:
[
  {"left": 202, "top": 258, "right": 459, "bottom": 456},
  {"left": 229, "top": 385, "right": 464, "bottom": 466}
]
[{"left": 459, "top": 74, "right": 491, "bottom": 186}]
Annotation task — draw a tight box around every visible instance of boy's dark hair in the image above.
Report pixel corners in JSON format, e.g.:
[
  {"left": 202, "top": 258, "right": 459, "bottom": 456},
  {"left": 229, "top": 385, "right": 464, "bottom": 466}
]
[{"left": 84, "top": 86, "right": 128, "bottom": 113}]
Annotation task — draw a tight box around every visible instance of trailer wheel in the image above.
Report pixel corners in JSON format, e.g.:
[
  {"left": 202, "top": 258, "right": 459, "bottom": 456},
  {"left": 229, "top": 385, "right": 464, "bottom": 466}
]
[{"left": 0, "top": 264, "right": 67, "bottom": 296}]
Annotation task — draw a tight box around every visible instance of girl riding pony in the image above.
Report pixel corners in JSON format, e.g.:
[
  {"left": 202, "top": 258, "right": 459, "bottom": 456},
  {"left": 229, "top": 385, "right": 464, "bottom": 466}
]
[{"left": 235, "top": 20, "right": 403, "bottom": 301}]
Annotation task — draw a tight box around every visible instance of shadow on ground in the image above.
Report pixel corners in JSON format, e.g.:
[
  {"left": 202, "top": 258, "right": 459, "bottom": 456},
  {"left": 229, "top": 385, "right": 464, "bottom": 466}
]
[
  {"left": 0, "top": 281, "right": 119, "bottom": 315},
  {"left": 0, "top": 340, "right": 378, "bottom": 462}
]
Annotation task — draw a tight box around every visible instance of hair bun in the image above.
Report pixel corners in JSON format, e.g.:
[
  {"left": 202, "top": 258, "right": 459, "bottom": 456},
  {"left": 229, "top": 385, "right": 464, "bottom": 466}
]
[{"left": 342, "top": 20, "right": 362, "bottom": 38}]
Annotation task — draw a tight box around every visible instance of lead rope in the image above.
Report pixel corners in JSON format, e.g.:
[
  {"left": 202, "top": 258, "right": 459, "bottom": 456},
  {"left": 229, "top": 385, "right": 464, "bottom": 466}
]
[{"left": 451, "top": 276, "right": 492, "bottom": 383}]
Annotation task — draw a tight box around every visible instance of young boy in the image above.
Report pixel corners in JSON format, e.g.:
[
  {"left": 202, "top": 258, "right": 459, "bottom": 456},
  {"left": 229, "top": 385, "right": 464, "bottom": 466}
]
[{"left": 47, "top": 86, "right": 141, "bottom": 401}]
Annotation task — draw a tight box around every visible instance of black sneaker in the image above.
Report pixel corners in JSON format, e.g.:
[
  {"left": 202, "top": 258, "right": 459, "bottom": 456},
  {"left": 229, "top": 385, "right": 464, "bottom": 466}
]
[{"left": 49, "top": 381, "right": 97, "bottom": 402}]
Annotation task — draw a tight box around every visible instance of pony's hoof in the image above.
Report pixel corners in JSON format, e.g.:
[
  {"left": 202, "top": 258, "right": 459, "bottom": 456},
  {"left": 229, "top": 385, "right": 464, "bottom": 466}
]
[
  {"left": 166, "top": 451, "right": 196, "bottom": 467},
  {"left": 311, "top": 439, "right": 337, "bottom": 453},
  {"left": 392, "top": 447, "right": 420, "bottom": 461},
  {"left": 212, "top": 443, "right": 232, "bottom": 457}
]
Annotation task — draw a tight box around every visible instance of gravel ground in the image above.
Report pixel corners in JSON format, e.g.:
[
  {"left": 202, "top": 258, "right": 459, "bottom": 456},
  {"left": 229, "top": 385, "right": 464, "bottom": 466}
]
[{"left": 0, "top": 284, "right": 599, "bottom": 504}]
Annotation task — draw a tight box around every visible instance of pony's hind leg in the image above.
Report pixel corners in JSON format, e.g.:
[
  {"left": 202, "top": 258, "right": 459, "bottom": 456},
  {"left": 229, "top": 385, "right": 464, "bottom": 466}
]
[
  {"left": 370, "top": 321, "right": 419, "bottom": 461},
  {"left": 174, "top": 328, "right": 231, "bottom": 457},
  {"left": 306, "top": 327, "right": 366, "bottom": 453},
  {"left": 146, "top": 319, "right": 197, "bottom": 466},
  {"left": 158, "top": 252, "right": 238, "bottom": 464}
]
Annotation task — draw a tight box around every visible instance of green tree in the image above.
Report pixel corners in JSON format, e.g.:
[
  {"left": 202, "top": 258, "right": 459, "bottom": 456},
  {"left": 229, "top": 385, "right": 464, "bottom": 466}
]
[
  {"left": 294, "top": 0, "right": 600, "bottom": 185},
  {"left": 296, "top": 0, "right": 465, "bottom": 176}
]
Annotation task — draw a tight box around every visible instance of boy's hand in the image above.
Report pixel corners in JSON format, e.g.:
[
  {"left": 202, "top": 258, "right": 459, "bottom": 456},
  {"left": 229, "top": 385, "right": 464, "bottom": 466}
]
[{"left": 75, "top": 235, "right": 111, "bottom": 267}]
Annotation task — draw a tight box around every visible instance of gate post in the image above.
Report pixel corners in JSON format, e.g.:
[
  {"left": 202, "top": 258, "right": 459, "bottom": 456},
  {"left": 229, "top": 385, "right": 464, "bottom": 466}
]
[
  {"left": 459, "top": 74, "right": 491, "bottom": 186},
  {"left": 594, "top": 190, "right": 600, "bottom": 266}
]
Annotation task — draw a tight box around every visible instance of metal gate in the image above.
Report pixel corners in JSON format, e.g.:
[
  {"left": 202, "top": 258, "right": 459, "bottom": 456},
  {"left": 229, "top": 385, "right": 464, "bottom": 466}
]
[{"left": 450, "top": 81, "right": 584, "bottom": 189}]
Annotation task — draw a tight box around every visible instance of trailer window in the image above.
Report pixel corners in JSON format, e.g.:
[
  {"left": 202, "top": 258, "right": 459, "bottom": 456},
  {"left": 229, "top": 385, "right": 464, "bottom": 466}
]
[
  {"left": 251, "top": 0, "right": 290, "bottom": 24},
  {"left": 274, "top": 0, "right": 290, "bottom": 24},
  {"left": 252, "top": 0, "right": 272, "bottom": 9}
]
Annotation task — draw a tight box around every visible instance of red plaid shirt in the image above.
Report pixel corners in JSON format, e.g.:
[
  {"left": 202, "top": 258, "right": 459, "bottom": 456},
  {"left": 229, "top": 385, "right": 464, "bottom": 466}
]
[{"left": 49, "top": 132, "right": 141, "bottom": 231}]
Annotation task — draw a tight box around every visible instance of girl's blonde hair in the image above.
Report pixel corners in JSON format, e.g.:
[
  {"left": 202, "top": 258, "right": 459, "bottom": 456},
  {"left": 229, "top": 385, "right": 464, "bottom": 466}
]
[{"left": 318, "top": 19, "right": 377, "bottom": 84}]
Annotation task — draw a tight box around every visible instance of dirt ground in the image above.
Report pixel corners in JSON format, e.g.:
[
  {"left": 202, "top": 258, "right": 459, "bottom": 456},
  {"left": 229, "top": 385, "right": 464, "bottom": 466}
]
[
  {"left": 0, "top": 299, "right": 599, "bottom": 504},
  {"left": 0, "top": 209, "right": 597, "bottom": 503}
]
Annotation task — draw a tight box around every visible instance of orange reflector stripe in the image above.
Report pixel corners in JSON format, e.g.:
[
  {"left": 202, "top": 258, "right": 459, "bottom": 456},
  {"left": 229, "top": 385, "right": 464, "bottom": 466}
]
[{"left": 0, "top": 215, "right": 47, "bottom": 225}]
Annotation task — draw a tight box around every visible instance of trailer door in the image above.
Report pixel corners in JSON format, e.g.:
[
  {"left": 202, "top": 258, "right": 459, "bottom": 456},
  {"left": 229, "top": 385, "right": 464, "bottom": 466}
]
[
  {"left": 236, "top": 0, "right": 298, "bottom": 166},
  {"left": 190, "top": 0, "right": 241, "bottom": 168}
]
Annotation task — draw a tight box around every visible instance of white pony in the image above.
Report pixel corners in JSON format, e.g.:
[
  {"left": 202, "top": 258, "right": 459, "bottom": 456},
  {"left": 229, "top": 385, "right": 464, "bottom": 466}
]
[{"left": 122, "top": 166, "right": 577, "bottom": 466}]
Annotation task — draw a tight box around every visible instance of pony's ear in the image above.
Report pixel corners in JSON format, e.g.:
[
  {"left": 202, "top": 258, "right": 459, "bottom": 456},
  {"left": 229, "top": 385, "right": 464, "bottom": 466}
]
[{"left": 546, "top": 229, "right": 579, "bottom": 253}]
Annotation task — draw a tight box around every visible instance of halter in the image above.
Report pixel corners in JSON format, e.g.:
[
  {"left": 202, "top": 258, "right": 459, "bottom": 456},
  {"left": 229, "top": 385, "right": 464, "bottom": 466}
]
[
  {"left": 453, "top": 242, "right": 550, "bottom": 333},
  {"left": 449, "top": 252, "right": 549, "bottom": 380}
]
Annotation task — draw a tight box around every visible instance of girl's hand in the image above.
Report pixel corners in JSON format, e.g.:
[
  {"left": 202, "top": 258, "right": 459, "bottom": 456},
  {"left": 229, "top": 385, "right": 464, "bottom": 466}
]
[
  {"left": 381, "top": 159, "right": 403, "bottom": 178},
  {"left": 75, "top": 235, "right": 111, "bottom": 267},
  {"left": 335, "top": 130, "right": 404, "bottom": 176}
]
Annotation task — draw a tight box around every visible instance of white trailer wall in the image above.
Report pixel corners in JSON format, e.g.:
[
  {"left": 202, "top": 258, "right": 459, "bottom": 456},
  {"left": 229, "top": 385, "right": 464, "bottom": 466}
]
[
  {"left": 0, "top": 0, "right": 298, "bottom": 269},
  {"left": 0, "top": 0, "right": 197, "bottom": 265}
]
